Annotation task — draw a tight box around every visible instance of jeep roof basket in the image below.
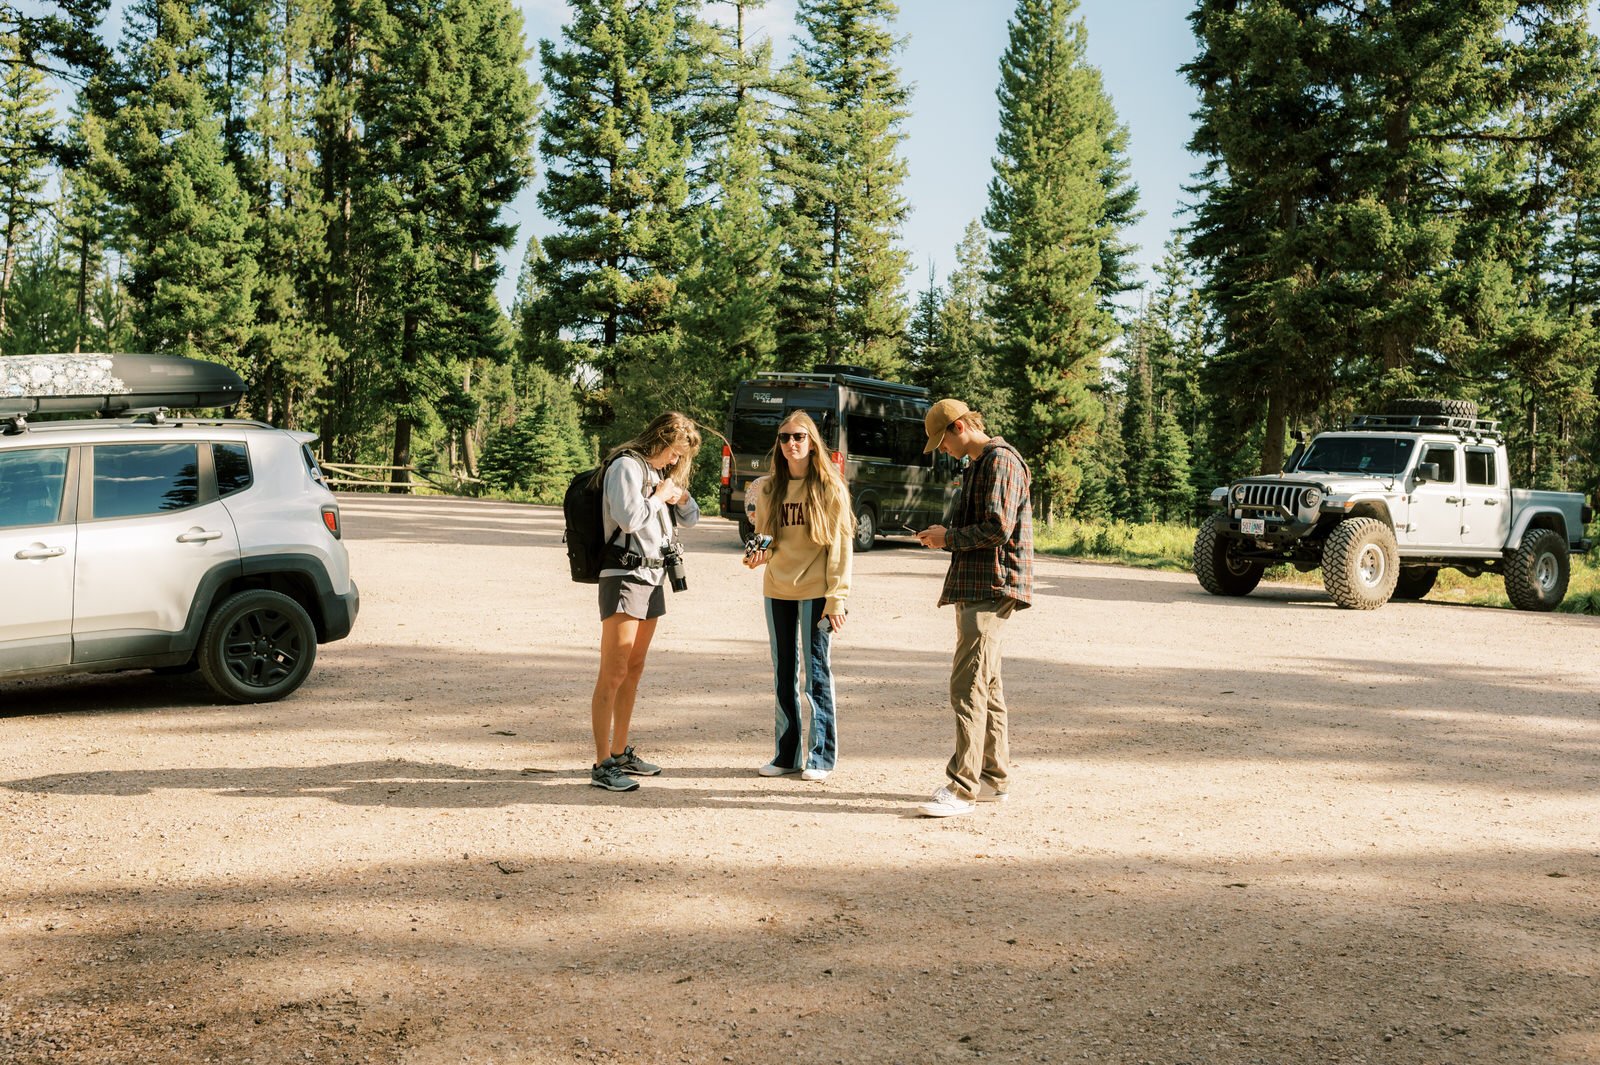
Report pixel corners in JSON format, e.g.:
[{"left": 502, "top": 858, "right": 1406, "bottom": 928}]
[
  {"left": 751, "top": 367, "right": 929, "bottom": 398},
  {"left": 1343, "top": 412, "right": 1504, "bottom": 441},
  {"left": 0, "top": 353, "right": 247, "bottom": 417}
]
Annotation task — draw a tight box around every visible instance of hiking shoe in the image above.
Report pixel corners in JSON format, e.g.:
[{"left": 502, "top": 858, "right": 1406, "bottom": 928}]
[
  {"left": 591, "top": 757, "right": 640, "bottom": 792},
  {"left": 757, "top": 763, "right": 800, "bottom": 777},
  {"left": 612, "top": 745, "right": 662, "bottom": 776},
  {"left": 976, "top": 781, "right": 1009, "bottom": 803},
  {"left": 800, "top": 767, "right": 831, "bottom": 782},
  {"left": 919, "top": 785, "right": 975, "bottom": 818}
]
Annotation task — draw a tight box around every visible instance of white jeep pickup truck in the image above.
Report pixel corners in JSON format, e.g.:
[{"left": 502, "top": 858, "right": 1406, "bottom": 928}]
[{"left": 1194, "top": 399, "right": 1594, "bottom": 610}]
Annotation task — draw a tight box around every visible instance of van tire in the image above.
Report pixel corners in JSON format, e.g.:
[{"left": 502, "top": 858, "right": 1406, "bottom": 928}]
[{"left": 853, "top": 504, "right": 876, "bottom": 553}]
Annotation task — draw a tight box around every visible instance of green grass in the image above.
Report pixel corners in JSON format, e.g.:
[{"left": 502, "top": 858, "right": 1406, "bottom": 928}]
[{"left": 1035, "top": 518, "right": 1600, "bottom": 612}]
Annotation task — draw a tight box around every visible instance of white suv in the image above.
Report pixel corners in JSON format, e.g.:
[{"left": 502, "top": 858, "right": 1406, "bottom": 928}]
[{"left": 1, "top": 353, "right": 358, "bottom": 702}]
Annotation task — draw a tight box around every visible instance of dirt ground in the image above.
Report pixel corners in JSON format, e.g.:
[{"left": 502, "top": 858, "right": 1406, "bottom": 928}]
[{"left": 2, "top": 492, "right": 1599, "bottom": 1065}]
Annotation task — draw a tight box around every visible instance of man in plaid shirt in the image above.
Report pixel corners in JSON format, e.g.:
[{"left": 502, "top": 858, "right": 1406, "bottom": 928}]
[{"left": 914, "top": 398, "right": 1033, "bottom": 818}]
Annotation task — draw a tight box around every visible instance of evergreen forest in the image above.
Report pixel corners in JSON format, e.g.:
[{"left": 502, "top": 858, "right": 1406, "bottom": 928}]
[{"left": 5, "top": 0, "right": 1600, "bottom": 518}]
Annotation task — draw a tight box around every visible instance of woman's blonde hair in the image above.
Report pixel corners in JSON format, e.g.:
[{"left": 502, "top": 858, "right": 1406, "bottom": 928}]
[
  {"left": 604, "top": 411, "right": 701, "bottom": 488},
  {"left": 757, "top": 410, "right": 854, "bottom": 547}
]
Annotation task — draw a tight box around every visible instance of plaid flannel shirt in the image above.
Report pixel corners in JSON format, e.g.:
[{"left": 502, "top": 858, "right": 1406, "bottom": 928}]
[{"left": 939, "top": 437, "right": 1033, "bottom": 608}]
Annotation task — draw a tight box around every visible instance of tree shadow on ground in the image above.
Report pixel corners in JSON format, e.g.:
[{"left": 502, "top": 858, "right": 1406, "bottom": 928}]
[
  {"left": 4, "top": 636, "right": 1598, "bottom": 795},
  {"left": 3, "top": 847, "right": 1596, "bottom": 1064}
]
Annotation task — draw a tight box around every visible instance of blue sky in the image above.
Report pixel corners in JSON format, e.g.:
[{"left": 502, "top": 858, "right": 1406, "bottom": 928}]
[{"left": 505, "top": 0, "right": 1203, "bottom": 311}]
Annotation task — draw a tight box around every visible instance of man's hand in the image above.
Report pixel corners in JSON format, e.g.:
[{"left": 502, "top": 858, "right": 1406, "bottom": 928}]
[{"left": 916, "top": 524, "right": 948, "bottom": 550}]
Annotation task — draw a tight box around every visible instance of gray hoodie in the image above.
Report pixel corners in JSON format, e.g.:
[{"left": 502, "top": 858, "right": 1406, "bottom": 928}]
[{"left": 599, "top": 452, "right": 701, "bottom": 582}]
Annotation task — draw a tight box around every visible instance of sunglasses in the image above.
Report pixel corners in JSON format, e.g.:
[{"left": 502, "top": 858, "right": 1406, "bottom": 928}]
[{"left": 777, "top": 431, "right": 809, "bottom": 443}]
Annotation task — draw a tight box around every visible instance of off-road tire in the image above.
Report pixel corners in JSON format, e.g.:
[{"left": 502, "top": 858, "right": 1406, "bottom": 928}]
[
  {"left": 1504, "top": 526, "right": 1569, "bottom": 611},
  {"left": 198, "top": 589, "right": 318, "bottom": 703},
  {"left": 853, "top": 503, "right": 876, "bottom": 553},
  {"left": 1392, "top": 566, "right": 1438, "bottom": 601},
  {"left": 1321, "top": 517, "right": 1400, "bottom": 609},
  {"left": 1384, "top": 397, "right": 1479, "bottom": 419},
  {"left": 1193, "top": 514, "right": 1265, "bottom": 596}
]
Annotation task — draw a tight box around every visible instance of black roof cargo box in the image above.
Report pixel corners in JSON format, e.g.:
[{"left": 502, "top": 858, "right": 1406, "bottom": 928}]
[{"left": 0, "top": 353, "right": 247, "bottom": 415}]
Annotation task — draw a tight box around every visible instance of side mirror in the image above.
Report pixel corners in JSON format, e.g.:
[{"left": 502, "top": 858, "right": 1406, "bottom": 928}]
[{"left": 1415, "top": 462, "right": 1440, "bottom": 484}]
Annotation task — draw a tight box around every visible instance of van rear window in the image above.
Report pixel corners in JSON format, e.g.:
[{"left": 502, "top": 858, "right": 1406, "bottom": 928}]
[{"left": 731, "top": 409, "right": 836, "bottom": 453}]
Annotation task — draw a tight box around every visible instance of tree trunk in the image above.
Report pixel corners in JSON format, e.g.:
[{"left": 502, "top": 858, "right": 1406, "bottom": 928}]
[
  {"left": 1260, "top": 388, "right": 1287, "bottom": 474},
  {"left": 391, "top": 312, "right": 417, "bottom": 493}
]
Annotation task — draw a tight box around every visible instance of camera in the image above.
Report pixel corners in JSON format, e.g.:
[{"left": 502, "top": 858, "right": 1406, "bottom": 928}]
[
  {"left": 743, "top": 533, "right": 772, "bottom": 560},
  {"left": 663, "top": 540, "right": 688, "bottom": 592}
]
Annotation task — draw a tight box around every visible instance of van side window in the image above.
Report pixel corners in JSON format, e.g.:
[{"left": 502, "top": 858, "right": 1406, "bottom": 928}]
[
  {"left": 1421, "top": 444, "right": 1456, "bottom": 483},
  {"left": 850, "top": 415, "right": 893, "bottom": 461},
  {"left": 1465, "top": 448, "right": 1495, "bottom": 486},
  {"left": 893, "top": 420, "right": 929, "bottom": 465}
]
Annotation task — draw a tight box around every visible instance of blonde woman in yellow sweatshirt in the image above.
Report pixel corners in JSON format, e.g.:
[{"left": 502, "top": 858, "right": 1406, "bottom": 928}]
[{"left": 743, "top": 410, "right": 854, "bottom": 781}]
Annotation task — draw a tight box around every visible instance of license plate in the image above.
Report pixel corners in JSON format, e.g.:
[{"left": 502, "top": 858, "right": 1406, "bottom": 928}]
[{"left": 1240, "top": 517, "right": 1265, "bottom": 535}]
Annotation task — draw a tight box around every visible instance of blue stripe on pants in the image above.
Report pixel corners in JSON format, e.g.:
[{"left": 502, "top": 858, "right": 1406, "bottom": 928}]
[{"left": 764, "top": 596, "right": 837, "bottom": 771}]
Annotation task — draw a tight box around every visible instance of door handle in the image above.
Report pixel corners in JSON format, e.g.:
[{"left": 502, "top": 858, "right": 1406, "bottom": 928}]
[
  {"left": 1445, "top": 496, "right": 1461, "bottom": 504},
  {"left": 1483, "top": 498, "right": 1499, "bottom": 506},
  {"left": 177, "top": 529, "right": 223, "bottom": 543},
  {"left": 14, "top": 545, "right": 65, "bottom": 560}
]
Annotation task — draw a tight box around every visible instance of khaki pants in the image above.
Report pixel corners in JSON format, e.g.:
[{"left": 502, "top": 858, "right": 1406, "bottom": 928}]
[{"left": 946, "top": 598, "right": 1016, "bottom": 800}]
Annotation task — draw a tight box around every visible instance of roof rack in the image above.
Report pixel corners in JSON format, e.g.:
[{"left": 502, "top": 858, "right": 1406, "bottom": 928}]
[
  {"left": 1342, "top": 412, "right": 1504, "bottom": 441},
  {"left": 752, "top": 369, "right": 929, "bottom": 398}
]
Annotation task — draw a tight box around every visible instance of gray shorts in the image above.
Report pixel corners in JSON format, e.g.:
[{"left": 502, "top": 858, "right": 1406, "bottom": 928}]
[{"left": 599, "top": 575, "right": 666, "bottom": 621}]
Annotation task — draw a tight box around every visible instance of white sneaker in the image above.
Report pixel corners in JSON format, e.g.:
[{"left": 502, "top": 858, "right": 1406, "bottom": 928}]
[
  {"left": 976, "top": 781, "right": 1009, "bottom": 803},
  {"left": 800, "top": 767, "right": 831, "bottom": 782},
  {"left": 919, "top": 785, "right": 975, "bottom": 818},
  {"left": 757, "top": 763, "right": 799, "bottom": 777}
]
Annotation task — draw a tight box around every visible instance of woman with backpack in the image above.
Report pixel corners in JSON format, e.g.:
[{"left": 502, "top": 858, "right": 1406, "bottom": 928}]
[
  {"left": 590, "top": 411, "right": 702, "bottom": 792},
  {"left": 743, "top": 410, "right": 853, "bottom": 782}
]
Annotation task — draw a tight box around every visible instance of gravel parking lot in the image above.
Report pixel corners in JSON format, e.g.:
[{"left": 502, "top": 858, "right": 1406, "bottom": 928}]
[{"left": 3, "top": 492, "right": 1599, "bottom": 1064}]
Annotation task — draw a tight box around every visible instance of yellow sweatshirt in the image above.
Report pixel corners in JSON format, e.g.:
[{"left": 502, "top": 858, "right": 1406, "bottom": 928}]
[{"left": 753, "top": 476, "right": 852, "bottom": 616}]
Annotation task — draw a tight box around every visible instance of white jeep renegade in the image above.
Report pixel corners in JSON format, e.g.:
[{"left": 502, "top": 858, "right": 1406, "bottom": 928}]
[{"left": 1, "top": 353, "right": 359, "bottom": 702}]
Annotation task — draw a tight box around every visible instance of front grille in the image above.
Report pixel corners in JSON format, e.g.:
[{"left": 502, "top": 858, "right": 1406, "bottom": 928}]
[{"left": 1239, "top": 483, "right": 1299, "bottom": 513}]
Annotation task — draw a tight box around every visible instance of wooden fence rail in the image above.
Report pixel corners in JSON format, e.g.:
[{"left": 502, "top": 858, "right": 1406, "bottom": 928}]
[{"left": 320, "top": 462, "right": 482, "bottom": 494}]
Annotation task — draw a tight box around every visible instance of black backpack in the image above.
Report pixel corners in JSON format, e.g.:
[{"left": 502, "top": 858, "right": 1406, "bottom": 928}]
[{"left": 562, "top": 452, "right": 641, "bottom": 583}]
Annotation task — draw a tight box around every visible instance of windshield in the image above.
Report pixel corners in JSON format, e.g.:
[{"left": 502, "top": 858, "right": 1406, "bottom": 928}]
[
  {"left": 1296, "top": 436, "right": 1414, "bottom": 476},
  {"left": 729, "top": 408, "right": 836, "bottom": 454}
]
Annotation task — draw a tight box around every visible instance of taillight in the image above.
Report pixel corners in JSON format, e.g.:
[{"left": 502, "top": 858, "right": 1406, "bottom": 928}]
[
  {"left": 831, "top": 451, "right": 845, "bottom": 476},
  {"left": 721, "top": 444, "right": 731, "bottom": 486},
  {"left": 322, "top": 504, "right": 342, "bottom": 539}
]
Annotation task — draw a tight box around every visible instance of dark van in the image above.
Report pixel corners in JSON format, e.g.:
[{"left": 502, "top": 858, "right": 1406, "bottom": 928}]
[{"left": 719, "top": 364, "right": 961, "bottom": 551}]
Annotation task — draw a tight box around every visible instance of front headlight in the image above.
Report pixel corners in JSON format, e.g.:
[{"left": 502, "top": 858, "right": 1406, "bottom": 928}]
[
  {"left": 1301, "top": 487, "right": 1322, "bottom": 510},
  {"left": 1231, "top": 484, "right": 1247, "bottom": 504}
]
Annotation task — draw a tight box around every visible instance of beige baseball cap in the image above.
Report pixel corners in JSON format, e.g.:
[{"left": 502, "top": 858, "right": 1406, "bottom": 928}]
[{"left": 923, "top": 398, "right": 973, "bottom": 453}]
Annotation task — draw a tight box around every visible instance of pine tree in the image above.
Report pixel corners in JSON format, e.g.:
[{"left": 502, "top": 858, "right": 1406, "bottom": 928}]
[
  {"left": 1118, "top": 333, "right": 1153, "bottom": 523},
  {"left": 533, "top": 0, "right": 695, "bottom": 429},
  {"left": 1187, "top": 2, "right": 1600, "bottom": 479},
  {"left": 226, "top": 0, "right": 343, "bottom": 428},
  {"left": 1148, "top": 402, "right": 1193, "bottom": 523},
  {"left": 92, "top": 0, "right": 256, "bottom": 363},
  {"left": 356, "top": 0, "right": 537, "bottom": 488},
  {"left": 0, "top": 31, "right": 59, "bottom": 338},
  {"left": 2, "top": 1, "right": 110, "bottom": 87},
  {"left": 906, "top": 262, "right": 941, "bottom": 381},
  {"left": 478, "top": 365, "right": 592, "bottom": 500},
  {"left": 984, "top": 0, "right": 1139, "bottom": 519},
  {"left": 922, "top": 220, "right": 1006, "bottom": 421},
  {"left": 59, "top": 102, "right": 113, "bottom": 352},
  {"left": 673, "top": 95, "right": 781, "bottom": 422},
  {"left": 776, "top": 0, "right": 911, "bottom": 374}
]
